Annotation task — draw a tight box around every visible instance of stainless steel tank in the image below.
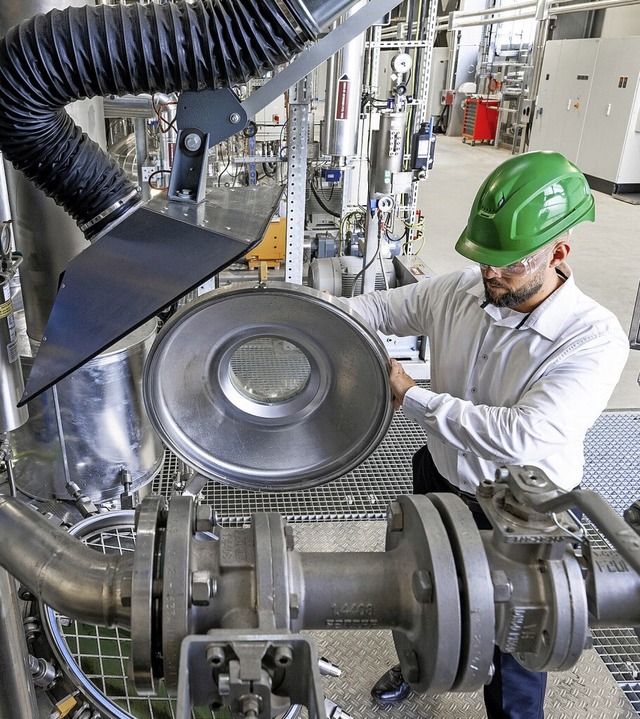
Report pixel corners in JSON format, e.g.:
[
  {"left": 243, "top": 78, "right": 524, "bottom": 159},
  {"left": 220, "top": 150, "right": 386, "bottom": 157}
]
[
  {"left": 10, "top": 319, "right": 163, "bottom": 503},
  {"left": 321, "top": 0, "right": 366, "bottom": 159}
]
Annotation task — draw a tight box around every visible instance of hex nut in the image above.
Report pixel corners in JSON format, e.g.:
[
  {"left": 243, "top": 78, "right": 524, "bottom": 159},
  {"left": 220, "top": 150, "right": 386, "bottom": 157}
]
[
  {"left": 284, "top": 525, "right": 295, "bottom": 550},
  {"left": 195, "top": 504, "right": 214, "bottom": 532},
  {"left": 387, "top": 501, "right": 404, "bottom": 532},
  {"left": 491, "top": 570, "right": 513, "bottom": 602},
  {"left": 289, "top": 593, "right": 300, "bottom": 619},
  {"left": 120, "top": 571, "right": 133, "bottom": 607},
  {"left": 191, "top": 571, "right": 213, "bottom": 605}
]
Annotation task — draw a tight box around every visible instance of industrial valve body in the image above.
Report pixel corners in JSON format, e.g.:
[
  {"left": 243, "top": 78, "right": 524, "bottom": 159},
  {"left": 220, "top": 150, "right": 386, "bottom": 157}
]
[{"left": 2, "top": 466, "right": 639, "bottom": 718}]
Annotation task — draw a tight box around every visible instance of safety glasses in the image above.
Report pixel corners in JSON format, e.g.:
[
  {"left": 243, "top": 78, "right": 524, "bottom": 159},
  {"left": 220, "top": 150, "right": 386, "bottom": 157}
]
[{"left": 478, "top": 244, "right": 554, "bottom": 278}]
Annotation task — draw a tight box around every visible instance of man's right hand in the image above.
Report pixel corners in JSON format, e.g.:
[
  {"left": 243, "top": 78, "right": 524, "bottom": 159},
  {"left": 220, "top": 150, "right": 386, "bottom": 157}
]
[{"left": 389, "top": 358, "right": 416, "bottom": 410}]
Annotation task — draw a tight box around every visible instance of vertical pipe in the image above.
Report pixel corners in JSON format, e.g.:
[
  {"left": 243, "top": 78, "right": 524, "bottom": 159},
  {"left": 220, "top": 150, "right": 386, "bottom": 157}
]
[
  {"left": 0, "top": 0, "right": 106, "bottom": 344},
  {"left": 0, "top": 157, "right": 28, "bottom": 433},
  {"left": 0, "top": 568, "right": 40, "bottom": 719},
  {"left": 0, "top": 271, "right": 28, "bottom": 432}
]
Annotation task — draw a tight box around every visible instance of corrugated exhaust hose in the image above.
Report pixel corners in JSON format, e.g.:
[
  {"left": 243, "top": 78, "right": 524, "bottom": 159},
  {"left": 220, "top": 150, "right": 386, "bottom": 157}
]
[{"left": 0, "top": 0, "right": 313, "bottom": 239}]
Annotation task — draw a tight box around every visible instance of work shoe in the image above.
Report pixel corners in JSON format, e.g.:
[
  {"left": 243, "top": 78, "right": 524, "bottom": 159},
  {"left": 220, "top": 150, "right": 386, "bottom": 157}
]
[{"left": 370, "top": 664, "right": 411, "bottom": 706}]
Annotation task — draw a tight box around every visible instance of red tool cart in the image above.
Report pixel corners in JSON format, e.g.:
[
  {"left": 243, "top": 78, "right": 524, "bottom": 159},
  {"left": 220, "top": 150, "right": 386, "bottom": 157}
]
[{"left": 462, "top": 97, "right": 499, "bottom": 145}]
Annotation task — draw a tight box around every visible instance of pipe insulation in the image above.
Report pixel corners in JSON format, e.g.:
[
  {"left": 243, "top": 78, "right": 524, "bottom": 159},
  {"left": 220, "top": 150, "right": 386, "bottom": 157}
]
[
  {"left": 0, "top": 495, "right": 132, "bottom": 627},
  {"left": 0, "top": 0, "right": 322, "bottom": 240}
]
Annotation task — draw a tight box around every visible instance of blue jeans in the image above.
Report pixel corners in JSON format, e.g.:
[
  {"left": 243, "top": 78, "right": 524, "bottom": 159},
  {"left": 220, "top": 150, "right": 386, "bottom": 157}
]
[{"left": 412, "top": 444, "right": 547, "bottom": 719}]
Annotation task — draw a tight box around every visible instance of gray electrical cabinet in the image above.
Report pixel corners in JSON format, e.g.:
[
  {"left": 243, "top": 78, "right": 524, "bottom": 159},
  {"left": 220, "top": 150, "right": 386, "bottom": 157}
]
[{"left": 529, "top": 37, "right": 640, "bottom": 198}]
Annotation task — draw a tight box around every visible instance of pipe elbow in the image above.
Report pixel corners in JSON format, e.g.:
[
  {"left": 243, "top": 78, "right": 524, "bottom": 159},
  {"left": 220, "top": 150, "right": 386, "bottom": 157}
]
[{"left": 0, "top": 495, "right": 131, "bottom": 627}]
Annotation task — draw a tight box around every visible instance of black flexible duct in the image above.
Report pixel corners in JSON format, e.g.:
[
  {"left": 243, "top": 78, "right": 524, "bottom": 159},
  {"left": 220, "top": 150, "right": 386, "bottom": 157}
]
[{"left": 0, "top": 0, "right": 315, "bottom": 240}]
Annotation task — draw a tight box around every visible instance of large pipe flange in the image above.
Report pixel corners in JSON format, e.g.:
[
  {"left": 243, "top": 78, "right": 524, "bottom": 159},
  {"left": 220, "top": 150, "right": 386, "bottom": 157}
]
[
  {"left": 162, "top": 495, "right": 196, "bottom": 689},
  {"left": 428, "top": 493, "right": 495, "bottom": 691},
  {"left": 385, "top": 494, "right": 463, "bottom": 693},
  {"left": 130, "top": 495, "right": 168, "bottom": 695}
]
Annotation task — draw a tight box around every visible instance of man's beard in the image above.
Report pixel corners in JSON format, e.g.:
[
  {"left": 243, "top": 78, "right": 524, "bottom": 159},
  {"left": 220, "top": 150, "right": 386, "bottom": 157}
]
[{"left": 483, "top": 270, "right": 545, "bottom": 309}]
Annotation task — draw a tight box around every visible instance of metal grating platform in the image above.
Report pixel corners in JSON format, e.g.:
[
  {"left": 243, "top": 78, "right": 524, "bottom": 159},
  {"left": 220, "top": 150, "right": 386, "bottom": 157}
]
[
  {"left": 151, "top": 408, "right": 640, "bottom": 526},
  {"left": 581, "top": 411, "right": 640, "bottom": 513},
  {"left": 151, "top": 410, "right": 421, "bottom": 524}
]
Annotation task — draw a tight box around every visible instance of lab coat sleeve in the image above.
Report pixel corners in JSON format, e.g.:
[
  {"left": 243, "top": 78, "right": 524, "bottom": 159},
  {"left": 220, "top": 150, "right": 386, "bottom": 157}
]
[{"left": 401, "top": 327, "right": 630, "bottom": 464}]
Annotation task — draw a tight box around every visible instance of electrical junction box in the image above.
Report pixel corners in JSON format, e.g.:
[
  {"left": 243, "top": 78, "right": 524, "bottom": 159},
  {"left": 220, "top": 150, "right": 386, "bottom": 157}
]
[{"left": 321, "top": 168, "right": 342, "bottom": 183}]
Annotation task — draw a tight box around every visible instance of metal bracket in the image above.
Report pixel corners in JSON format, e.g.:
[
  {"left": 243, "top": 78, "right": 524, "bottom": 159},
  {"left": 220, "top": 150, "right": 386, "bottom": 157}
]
[
  {"left": 175, "top": 88, "right": 248, "bottom": 147},
  {"left": 629, "top": 280, "right": 640, "bottom": 350},
  {"left": 242, "top": 0, "right": 404, "bottom": 120},
  {"left": 169, "top": 88, "right": 248, "bottom": 203},
  {"left": 176, "top": 632, "right": 326, "bottom": 719}
]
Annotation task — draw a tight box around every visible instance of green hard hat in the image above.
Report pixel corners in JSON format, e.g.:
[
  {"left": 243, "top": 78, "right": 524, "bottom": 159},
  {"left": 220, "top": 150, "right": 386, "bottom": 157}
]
[{"left": 455, "top": 150, "right": 595, "bottom": 266}]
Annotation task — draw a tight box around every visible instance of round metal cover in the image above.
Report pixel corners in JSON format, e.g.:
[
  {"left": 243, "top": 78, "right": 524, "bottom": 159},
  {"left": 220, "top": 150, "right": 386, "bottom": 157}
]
[{"left": 143, "top": 282, "right": 393, "bottom": 491}]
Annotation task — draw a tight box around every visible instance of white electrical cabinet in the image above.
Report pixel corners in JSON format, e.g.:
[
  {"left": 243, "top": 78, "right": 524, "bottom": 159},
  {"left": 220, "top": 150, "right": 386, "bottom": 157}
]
[{"left": 529, "top": 37, "right": 640, "bottom": 197}]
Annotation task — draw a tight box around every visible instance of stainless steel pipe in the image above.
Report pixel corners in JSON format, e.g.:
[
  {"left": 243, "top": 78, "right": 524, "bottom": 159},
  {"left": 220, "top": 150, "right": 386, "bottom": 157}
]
[
  {"left": 0, "top": 567, "right": 39, "bottom": 719},
  {"left": 0, "top": 496, "right": 132, "bottom": 627}
]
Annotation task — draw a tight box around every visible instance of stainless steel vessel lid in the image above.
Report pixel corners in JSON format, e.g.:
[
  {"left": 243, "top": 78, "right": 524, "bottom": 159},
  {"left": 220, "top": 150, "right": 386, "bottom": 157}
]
[{"left": 143, "top": 282, "right": 393, "bottom": 491}]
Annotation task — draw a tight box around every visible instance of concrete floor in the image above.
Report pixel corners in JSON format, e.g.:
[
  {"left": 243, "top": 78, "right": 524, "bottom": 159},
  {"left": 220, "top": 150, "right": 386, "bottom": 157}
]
[{"left": 414, "top": 135, "right": 640, "bottom": 410}]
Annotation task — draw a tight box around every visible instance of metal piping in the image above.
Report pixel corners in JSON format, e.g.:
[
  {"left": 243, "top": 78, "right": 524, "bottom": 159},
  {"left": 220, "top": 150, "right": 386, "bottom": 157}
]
[
  {"left": 0, "top": 495, "right": 131, "bottom": 627},
  {"left": 448, "top": 0, "right": 536, "bottom": 21},
  {"left": 0, "top": 567, "right": 40, "bottom": 718},
  {"left": 0, "top": 0, "right": 352, "bottom": 240},
  {"left": 438, "top": 0, "right": 640, "bottom": 30},
  {"left": 447, "top": 10, "right": 536, "bottom": 29}
]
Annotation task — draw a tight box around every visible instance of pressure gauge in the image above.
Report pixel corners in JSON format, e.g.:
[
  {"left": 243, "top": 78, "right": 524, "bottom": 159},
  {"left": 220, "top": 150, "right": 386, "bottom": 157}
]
[{"left": 391, "top": 53, "right": 413, "bottom": 74}]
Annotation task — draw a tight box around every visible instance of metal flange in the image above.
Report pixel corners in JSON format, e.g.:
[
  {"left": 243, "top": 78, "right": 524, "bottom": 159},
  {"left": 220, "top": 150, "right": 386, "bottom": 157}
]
[
  {"left": 385, "top": 494, "right": 462, "bottom": 693},
  {"left": 428, "top": 493, "right": 495, "bottom": 690},
  {"left": 130, "top": 495, "right": 167, "bottom": 694}
]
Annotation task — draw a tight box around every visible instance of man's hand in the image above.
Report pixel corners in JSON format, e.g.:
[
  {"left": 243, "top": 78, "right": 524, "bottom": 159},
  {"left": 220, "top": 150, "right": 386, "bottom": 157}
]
[{"left": 389, "top": 358, "right": 416, "bottom": 410}]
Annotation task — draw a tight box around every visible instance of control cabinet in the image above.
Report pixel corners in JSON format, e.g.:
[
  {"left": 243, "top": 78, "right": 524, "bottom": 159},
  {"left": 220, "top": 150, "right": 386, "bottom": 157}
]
[{"left": 529, "top": 37, "right": 640, "bottom": 196}]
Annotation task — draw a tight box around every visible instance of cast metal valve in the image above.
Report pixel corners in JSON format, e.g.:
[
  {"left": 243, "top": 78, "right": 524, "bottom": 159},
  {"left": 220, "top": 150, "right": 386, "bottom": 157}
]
[
  {"left": 122, "top": 466, "right": 640, "bottom": 717},
  {"left": 2, "top": 466, "right": 640, "bottom": 719}
]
